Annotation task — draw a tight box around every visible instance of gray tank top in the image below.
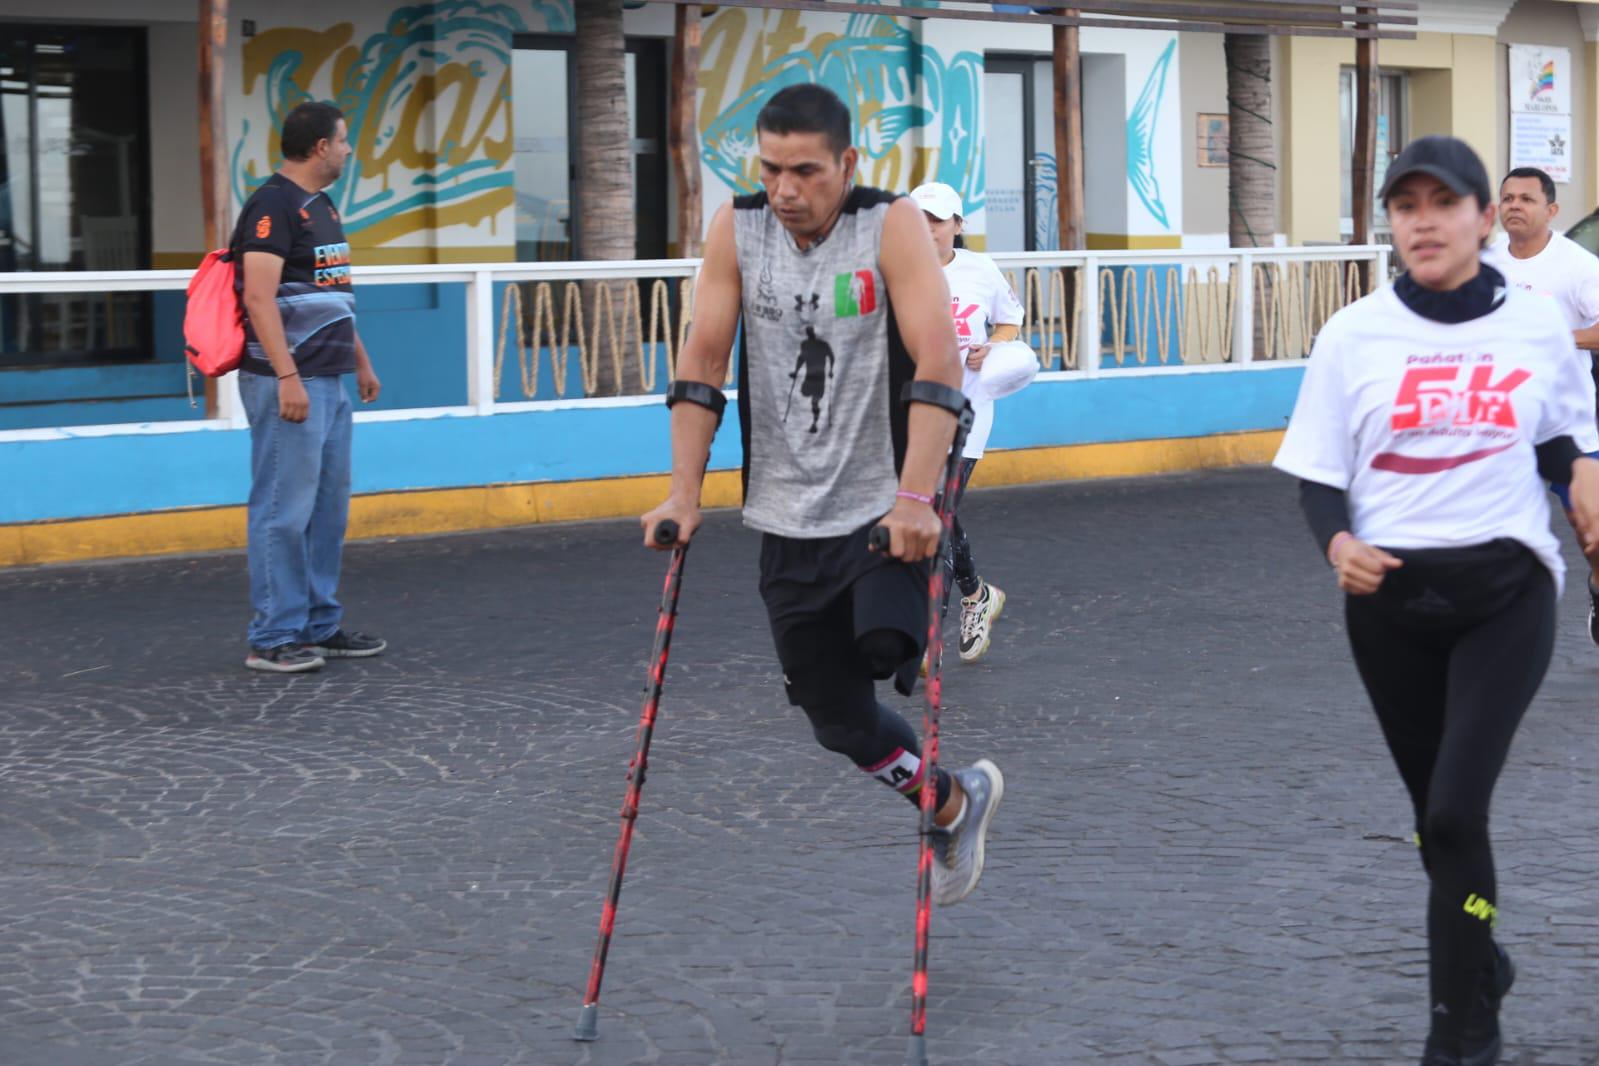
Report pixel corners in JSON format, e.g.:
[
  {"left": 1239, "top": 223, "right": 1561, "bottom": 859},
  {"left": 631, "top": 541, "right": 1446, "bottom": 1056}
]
[{"left": 732, "top": 187, "right": 912, "bottom": 539}]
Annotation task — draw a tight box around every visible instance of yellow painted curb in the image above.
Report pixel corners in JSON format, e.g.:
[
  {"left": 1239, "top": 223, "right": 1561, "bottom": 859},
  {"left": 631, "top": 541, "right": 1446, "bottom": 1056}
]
[{"left": 0, "top": 432, "right": 1281, "bottom": 568}]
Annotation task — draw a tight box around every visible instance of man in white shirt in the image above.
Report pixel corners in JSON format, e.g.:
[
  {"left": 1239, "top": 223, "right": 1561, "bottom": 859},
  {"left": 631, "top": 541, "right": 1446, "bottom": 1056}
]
[{"left": 1483, "top": 165, "right": 1599, "bottom": 643}]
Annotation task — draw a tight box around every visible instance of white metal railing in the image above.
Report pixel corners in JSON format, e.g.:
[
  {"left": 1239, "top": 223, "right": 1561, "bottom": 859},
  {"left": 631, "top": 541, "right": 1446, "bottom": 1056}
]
[{"left": 0, "top": 245, "right": 1389, "bottom": 441}]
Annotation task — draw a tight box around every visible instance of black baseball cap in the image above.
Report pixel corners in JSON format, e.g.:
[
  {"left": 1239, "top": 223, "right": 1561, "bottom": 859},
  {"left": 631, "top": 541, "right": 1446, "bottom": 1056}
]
[{"left": 1378, "top": 135, "right": 1492, "bottom": 207}]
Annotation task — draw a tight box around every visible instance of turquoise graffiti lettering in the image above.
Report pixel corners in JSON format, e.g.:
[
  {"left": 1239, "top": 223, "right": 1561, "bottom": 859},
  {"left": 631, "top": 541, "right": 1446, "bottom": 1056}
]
[
  {"left": 700, "top": 14, "right": 985, "bottom": 215},
  {"left": 232, "top": 0, "right": 574, "bottom": 242}
]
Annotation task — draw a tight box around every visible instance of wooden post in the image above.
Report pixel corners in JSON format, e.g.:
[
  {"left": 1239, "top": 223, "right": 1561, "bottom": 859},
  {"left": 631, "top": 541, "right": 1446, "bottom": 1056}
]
[
  {"left": 669, "top": 4, "right": 703, "bottom": 258},
  {"left": 198, "top": 0, "right": 229, "bottom": 417},
  {"left": 1351, "top": 8, "right": 1377, "bottom": 286},
  {"left": 1053, "top": 18, "right": 1085, "bottom": 251}
]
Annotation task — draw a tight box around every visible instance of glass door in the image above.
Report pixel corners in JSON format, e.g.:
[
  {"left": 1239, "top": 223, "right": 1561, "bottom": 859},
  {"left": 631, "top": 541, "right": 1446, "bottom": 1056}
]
[
  {"left": 0, "top": 24, "right": 150, "bottom": 366},
  {"left": 511, "top": 36, "right": 668, "bottom": 262}
]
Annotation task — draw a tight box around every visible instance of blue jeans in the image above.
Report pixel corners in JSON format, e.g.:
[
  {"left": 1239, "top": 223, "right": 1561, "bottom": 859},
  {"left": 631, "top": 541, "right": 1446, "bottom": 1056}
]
[{"left": 240, "top": 373, "right": 352, "bottom": 649}]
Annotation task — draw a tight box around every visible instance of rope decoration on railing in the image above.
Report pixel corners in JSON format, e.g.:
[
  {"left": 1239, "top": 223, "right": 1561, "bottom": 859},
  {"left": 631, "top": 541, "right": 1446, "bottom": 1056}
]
[
  {"left": 494, "top": 277, "right": 705, "bottom": 399},
  {"left": 1014, "top": 267, "right": 1079, "bottom": 371},
  {"left": 489, "top": 256, "right": 1376, "bottom": 400},
  {"left": 1251, "top": 259, "right": 1373, "bottom": 361}
]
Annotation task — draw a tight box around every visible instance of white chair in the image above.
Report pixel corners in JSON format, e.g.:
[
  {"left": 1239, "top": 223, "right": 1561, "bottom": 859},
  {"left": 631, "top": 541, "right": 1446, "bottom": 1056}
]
[{"left": 80, "top": 216, "right": 139, "bottom": 349}]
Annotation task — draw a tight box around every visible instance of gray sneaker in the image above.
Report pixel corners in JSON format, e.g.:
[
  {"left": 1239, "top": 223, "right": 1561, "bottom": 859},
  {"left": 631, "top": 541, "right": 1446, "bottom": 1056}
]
[
  {"left": 245, "top": 644, "right": 325, "bottom": 674},
  {"left": 929, "top": 759, "right": 1004, "bottom": 906}
]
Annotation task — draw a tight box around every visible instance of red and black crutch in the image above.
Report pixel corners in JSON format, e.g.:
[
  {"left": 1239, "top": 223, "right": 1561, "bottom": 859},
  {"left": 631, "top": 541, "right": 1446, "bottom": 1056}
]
[
  {"left": 573, "top": 518, "right": 686, "bottom": 1043},
  {"left": 869, "top": 400, "right": 975, "bottom": 1066}
]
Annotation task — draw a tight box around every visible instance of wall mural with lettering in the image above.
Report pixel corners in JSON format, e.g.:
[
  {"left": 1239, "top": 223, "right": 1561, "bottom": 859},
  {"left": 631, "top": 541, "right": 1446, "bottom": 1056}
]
[
  {"left": 232, "top": 0, "right": 573, "bottom": 250},
  {"left": 697, "top": 10, "right": 986, "bottom": 218},
  {"left": 232, "top": 2, "right": 1181, "bottom": 253}
]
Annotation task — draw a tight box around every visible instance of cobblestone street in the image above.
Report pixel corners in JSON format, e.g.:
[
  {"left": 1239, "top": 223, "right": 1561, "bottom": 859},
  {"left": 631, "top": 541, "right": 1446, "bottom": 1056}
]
[{"left": 3, "top": 468, "right": 1598, "bottom": 1064}]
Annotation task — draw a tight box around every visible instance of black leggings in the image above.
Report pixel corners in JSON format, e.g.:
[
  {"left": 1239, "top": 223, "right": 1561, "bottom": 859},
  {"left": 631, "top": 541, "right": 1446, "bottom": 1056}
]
[
  {"left": 940, "top": 458, "right": 982, "bottom": 621},
  {"left": 1345, "top": 557, "right": 1554, "bottom": 1045}
]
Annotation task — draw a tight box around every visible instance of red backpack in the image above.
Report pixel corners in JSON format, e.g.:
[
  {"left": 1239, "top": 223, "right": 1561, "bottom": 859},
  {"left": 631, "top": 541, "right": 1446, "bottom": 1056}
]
[{"left": 183, "top": 249, "right": 245, "bottom": 376}]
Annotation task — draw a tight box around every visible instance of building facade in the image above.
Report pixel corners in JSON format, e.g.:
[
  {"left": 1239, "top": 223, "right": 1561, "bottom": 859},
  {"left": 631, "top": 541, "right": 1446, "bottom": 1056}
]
[{"left": 1, "top": 0, "right": 1598, "bottom": 427}]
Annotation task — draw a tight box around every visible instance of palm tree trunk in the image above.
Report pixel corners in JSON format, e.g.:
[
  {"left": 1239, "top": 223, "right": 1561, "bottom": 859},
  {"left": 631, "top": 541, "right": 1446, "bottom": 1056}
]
[
  {"left": 1224, "top": 34, "right": 1274, "bottom": 248},
  {"left": 574, "top": 0, "right": 638, "bottom": 393},
  {"left": 1225, "top": 33, "right": 1275, "bottom": 359}
]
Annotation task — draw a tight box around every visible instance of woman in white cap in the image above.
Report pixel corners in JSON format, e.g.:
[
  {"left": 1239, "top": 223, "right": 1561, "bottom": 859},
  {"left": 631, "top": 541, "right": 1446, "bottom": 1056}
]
[
  {"left": 1275, "top": 134, "right": 1599, "bottom": 1065},
  {"left": 909, "top": 181, "right": 1023, "bottom": 663}
]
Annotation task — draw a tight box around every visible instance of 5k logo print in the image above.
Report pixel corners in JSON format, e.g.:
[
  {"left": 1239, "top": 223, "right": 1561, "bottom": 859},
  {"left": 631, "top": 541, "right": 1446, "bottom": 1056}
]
[
  {"left": 1373, "top": 360, "right": 1531, "bottom": 475},
  {"left": 1390, "top": 364, "right": 1529, "bottom": 431}
]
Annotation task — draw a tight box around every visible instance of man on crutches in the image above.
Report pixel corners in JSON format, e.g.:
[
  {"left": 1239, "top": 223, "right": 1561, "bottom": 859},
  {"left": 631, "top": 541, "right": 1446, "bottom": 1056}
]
[{"left": 639, "top": 79, "right": 1004, "bottom": 1037}]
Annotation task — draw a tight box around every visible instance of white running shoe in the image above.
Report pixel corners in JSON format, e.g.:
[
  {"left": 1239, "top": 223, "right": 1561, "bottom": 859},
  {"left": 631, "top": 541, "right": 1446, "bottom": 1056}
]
[
  {"left": 928, "top": 759, "right": 1004, "bottom": 906},
  {"left": 958, "top": 581, "right": 1005, "bottom": 663}
]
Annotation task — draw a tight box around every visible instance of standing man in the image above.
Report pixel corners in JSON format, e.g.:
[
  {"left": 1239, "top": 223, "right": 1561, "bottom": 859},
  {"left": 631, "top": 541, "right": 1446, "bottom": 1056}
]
[
  {"left": 641, "top": 84, "right": 1004, "bottom": 906},
  {"left": 235, "top": 101, "right": 386, "bottom": 673},
  {"left": 1483, "top": 166, "right": 1599, "bottom": 642}
]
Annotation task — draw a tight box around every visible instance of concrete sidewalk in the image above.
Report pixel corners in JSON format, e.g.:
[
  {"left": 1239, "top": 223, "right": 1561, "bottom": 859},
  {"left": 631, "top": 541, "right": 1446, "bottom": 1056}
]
[{"left": 2, "top": 468, "right": 1597, "bottom": 1064}]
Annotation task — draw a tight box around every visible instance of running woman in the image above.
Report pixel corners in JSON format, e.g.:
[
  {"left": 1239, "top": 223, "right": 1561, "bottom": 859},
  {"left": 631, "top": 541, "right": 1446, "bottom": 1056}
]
[
  {"left": 1274, "top": 135, "right": 1599, "bottom": 1066},
  {"left": 910, "top": 181, "right": 1022, "bottom": 664},
  {"left": 1482, "top": 166, "right": 1599, "bottom": 642},
  {"left": 642, "top": 85, "right": 1003, "bottom": 906}
]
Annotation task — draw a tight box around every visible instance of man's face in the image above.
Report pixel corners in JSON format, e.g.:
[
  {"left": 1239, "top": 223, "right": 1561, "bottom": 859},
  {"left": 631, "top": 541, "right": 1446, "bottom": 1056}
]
[
  {"left": 757, "top": 129, "right": 855, "bottom": 238},
  {"left": 1499, "top": 176, "right": 1557, "bottom": 239},
  {"left": 318, "top": 119, "right": 353, "bottom": 183}
]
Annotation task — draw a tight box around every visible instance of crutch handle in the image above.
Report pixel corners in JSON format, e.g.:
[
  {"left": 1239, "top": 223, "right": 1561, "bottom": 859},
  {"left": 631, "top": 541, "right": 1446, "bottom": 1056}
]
[
  {"left": 868, "top": 525, "right": 891, "bottom": 552},
  {"left": 654, "top": 520, "right": 681, "bottom": 546}
]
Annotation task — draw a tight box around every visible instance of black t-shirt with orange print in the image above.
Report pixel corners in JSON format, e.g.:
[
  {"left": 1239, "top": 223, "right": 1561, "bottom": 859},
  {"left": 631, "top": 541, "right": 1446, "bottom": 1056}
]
[{"left": 231, "top": 173, "right": 357, "bottom": 378}]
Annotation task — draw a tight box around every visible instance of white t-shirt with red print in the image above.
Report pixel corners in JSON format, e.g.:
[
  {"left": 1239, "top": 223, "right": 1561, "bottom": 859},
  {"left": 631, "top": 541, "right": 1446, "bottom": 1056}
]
[
  {"left": 1273, "top": 284, "right": 1592, "bottom": 594},
  {"left": 943, "top": 248, "right": 1025, "bottom": 458},
  {"left": 1482, "top": 232, "right": 1599, "bottom": 451}
]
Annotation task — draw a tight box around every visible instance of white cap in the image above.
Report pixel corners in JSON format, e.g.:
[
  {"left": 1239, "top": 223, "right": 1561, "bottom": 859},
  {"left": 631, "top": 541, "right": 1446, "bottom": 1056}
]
[{"left": 909, "top": 182, "right": 963, "bottom": 221}]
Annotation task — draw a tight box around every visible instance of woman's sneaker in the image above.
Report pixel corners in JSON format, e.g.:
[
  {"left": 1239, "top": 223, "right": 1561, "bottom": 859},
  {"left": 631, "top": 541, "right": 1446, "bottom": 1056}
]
[
  {"left": 958, "top": 582, "right": 1006, "bottom": 663},
  {"left": 929, "top": 759, "right": 1005, "bottom": 906},
  {"left": 306, "top": 629, "right": 387, "bottom": 658},
  {"left": 245, "top": 644, "right": 325, "bottom": 673}
]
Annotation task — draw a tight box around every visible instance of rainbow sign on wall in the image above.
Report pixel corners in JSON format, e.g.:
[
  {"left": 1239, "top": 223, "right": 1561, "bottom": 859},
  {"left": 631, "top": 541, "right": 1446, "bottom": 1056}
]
[
  {"left": 1509, "top": 44, "right": 1569, "bottom": 115},
  {"left": 1534, "top": 60, "right": 1556, "bottom": 99}
]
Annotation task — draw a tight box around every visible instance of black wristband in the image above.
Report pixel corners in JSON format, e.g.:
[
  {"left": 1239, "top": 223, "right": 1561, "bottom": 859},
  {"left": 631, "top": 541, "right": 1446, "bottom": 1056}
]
[
  {"left": 665, "top": 380, "right": 727, "bottom": 425},
  {"left": 277, "top": 371, "right": 300, "bottom": 380},
  {"left": 901, "top": 380, "right": 970, "bottom": 421}
]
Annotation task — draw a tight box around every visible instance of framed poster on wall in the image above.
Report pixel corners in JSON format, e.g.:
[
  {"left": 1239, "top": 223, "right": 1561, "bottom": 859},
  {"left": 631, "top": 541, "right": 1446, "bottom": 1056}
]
[{"left": 1198, "top": 113, "right": 1228, "bottom": 167}]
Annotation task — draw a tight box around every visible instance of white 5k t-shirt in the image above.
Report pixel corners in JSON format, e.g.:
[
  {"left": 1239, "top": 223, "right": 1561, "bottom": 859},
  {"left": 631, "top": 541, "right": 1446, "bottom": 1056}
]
[
  {"left": 1483, "top": 232, "right": 1599, "bottom": 450},
  {"left": 1273, "top": 285, "right": 1591, "bottom": 594},
  {"left": 943, "top": 249, "right": 1025, "bottom": 458}
]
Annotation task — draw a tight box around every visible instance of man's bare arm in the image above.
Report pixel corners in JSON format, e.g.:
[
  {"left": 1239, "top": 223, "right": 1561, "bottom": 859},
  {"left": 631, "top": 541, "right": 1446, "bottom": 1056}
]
[
  {"left": 642, "top": 204, "right": 741, "bottom": 546},
  {"left": 241, "top": 251, "right": 311, "bottom": 423},
  {"left": 879, "top": 197, "right": 962, "bottom": 496},
  {"left": 874, "top": 196, "right": 963, "bottom": 560}
]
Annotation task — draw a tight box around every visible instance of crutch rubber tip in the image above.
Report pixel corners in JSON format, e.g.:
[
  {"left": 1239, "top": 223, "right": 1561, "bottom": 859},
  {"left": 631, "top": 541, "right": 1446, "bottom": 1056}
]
[
  {"left": 904, "top": 1033, "right": 928, "bottom": 1066},
  {"left": 868, "top": 525, "right": 891, "bottom": 552},
  {"left": 654, "top": 520, "right": 680, "bottom": 546},
  {"left": 573, "top": 1003, "right": 599, "bottom": 1042}
]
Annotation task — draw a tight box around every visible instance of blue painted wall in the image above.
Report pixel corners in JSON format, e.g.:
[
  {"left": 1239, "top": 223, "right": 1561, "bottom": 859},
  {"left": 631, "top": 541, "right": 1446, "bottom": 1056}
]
[
  {"left": 2, "top": 367, "right": 1303, "bottom": 525},
  {"left": 0, "top": 283, "right": 478, "bottom": 428}
]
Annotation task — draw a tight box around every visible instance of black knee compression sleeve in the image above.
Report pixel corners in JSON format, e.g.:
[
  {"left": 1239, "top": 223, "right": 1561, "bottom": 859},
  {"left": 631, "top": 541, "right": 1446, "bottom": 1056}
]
[{"left": 794, "top": 674, "right": 950, "bottom": 809}]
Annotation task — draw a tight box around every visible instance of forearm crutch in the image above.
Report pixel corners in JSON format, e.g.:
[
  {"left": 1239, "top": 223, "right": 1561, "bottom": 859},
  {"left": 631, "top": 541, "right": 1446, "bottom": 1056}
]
[
  {"left": 870, "top": 385, "right": 975, "bottom": 1066},
  {"left": 573, "top": 518, "right": 686, "bottom": 1042}
]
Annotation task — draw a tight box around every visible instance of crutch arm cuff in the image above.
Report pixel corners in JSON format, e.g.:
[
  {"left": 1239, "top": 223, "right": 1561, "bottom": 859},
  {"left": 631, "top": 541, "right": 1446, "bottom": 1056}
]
[
  {"left": 665, "top": 380, "right": 727, "bottom": 426},
  {"left": 900, "top": 380, "right": 972, "bottom": 426}
]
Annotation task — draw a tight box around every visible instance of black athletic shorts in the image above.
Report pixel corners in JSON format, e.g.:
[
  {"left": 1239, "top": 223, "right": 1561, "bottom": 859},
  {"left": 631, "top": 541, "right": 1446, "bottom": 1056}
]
[{"left": 758, "top": 521, "right": 930, "bottom": 701}]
